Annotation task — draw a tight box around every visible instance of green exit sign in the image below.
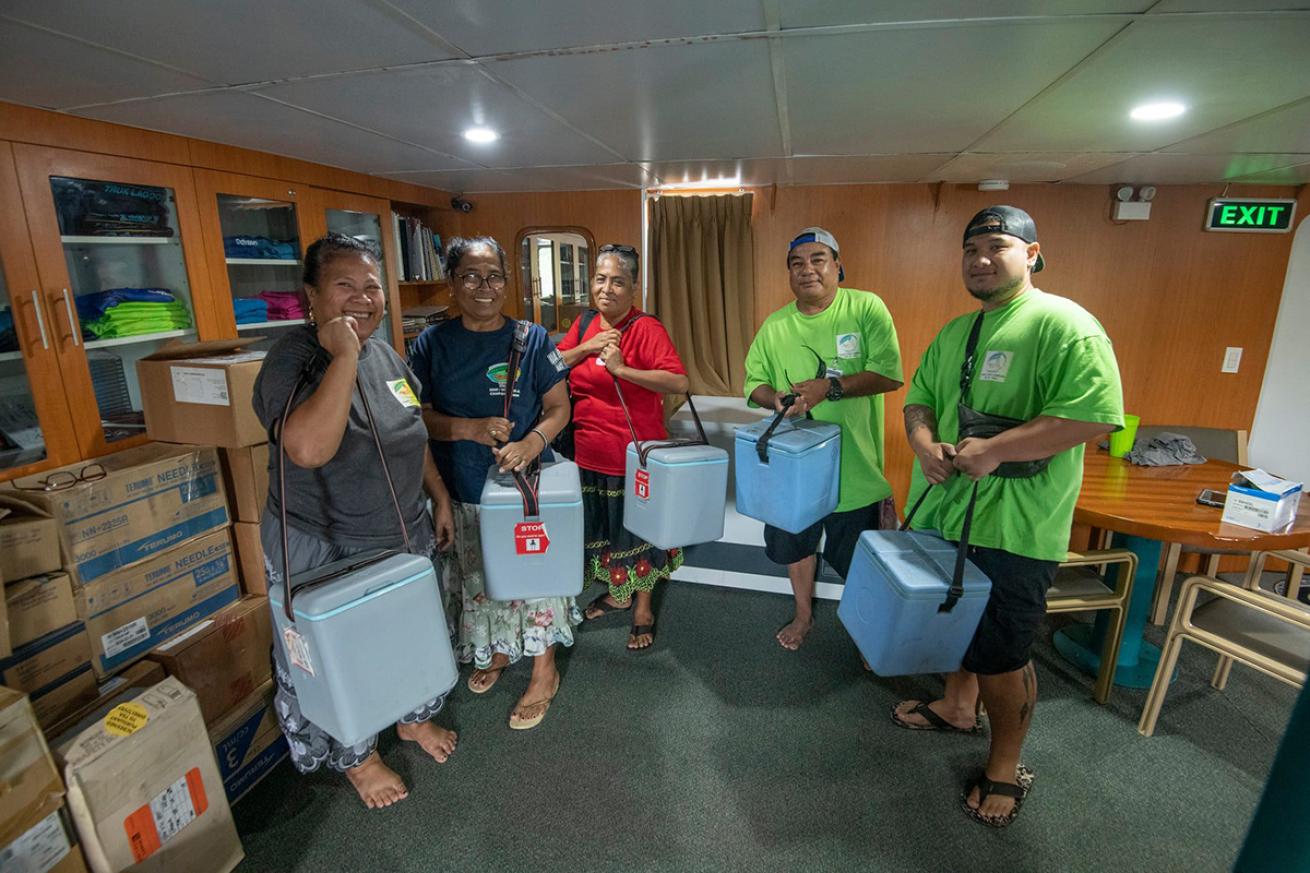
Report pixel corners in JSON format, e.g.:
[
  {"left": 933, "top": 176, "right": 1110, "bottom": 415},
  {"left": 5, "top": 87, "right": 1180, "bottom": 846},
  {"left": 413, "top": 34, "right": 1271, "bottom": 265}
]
[{"left": 1206, "top": 198, "right": 1297, "bottom": 233}]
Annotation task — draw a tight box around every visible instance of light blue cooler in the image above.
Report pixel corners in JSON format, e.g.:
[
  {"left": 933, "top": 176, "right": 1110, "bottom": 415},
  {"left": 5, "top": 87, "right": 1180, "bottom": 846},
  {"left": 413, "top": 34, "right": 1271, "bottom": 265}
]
[
  {"left": 480, "top": 460, "right": 584, "bottom": 600},
  {"left": 734, "top": 416, "right": 840, "bottom": 533},
  {"left": 269, "top": 550, "right": 458, "bottom": 746},
  {"left": 623, "top": 442, "right": 729, "bottom": 549},
  {"left": 839, "top": 529, "right": 992, "bottom": 676}
]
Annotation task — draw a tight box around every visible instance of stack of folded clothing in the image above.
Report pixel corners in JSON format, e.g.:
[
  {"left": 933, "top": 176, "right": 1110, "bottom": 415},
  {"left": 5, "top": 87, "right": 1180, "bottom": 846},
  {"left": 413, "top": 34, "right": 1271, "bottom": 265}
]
[
  {"left": 76, "top": 288, "right": 192, "bottom": 340},
  {"left": 257, "top": 290, "right": 308, "bottom": 321},
  {"left": 0, "top": 308, "right": 17, "bottom": 352},
  {"left": 233, "top": 297, "right": 269, "bottom": 325},
  {"left": 224, "top": 235, "right": 299, "bottom": 259}
]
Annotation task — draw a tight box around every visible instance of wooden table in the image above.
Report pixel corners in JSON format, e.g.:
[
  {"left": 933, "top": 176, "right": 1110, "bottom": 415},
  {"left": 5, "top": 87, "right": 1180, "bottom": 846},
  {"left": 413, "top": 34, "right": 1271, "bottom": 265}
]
[{"left": 1053, "top": 449, "right": 1310, "bottom": 687}]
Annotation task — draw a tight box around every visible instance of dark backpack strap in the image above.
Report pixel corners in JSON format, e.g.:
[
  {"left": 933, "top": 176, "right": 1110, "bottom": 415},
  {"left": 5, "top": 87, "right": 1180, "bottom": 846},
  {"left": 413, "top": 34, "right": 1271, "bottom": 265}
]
[
  {"left": 499, "top": 320, "right": 541, "bottom": 517},
  {"left": 959, "top": 310, "right": 986, "bottom": 405},
  {"left": 940, "top": 481, "right": 980, "bottom": 614}
]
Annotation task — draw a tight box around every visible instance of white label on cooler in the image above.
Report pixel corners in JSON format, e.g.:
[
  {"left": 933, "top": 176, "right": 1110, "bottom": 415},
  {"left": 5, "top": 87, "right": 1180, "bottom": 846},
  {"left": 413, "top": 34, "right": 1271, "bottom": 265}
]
[
  {"left": 283, "top": 626, "right": 315, "bottom": 675},
  {"left": 102, "top": 616, "right": 150, "bottom": 659},
  {"left": 170, "top": 366, "right": 231, "bottom": 406},
  {"left": 0, "top": 810, "right": 70, "bottom": 873}
]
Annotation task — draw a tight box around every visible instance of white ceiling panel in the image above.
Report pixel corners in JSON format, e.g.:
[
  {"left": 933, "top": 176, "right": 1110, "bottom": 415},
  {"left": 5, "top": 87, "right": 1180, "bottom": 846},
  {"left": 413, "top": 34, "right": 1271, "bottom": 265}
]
[
  {"left": 2, "top": 0, "right": 458, "bottom": 86},
  {"left": 778, "top": 1, "right": 1152, "bottom": 29},
  {"left": 75, "top": 92, "right": 477, "bottom": 174},
  {"left": 783, "top": 20, "right": 1125, "bottom": 155},
  {"left": 258, "top": 67, "right": 622, "bottom": 169},
  {"left": 1227, "top": 159, "right": 1310, "bottom": 184},
  {"left": 0, "top": 19, "right": 213, "bottom": 110},
  {"left": 1161, "top": 99, "right": 1310, "bottom": 154},
  {"left": 1065, "top": 152, "right": 1310, "bottom": 184},
  {"left": 489, "top": 40, "right": 782, "bottom": 162},
  {"left": 927, "top": 152, "right": 1137, "bottom": 182},
  {"left": 385, "top": 163, "right": 654, "bottom": 193},
  {"left": 975, "top": 17, "right": 1310, "bottom": 152},
  {"left": 790, "top": 155, "right": 954, "bottom": 184},
  {"left": 389, "top": 0, "right": 765, "bottom": 55}
]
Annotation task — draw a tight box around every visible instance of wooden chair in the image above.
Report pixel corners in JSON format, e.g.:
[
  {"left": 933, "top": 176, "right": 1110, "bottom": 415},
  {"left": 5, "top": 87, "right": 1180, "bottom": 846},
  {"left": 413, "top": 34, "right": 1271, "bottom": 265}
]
[
  {"left": 1142, "top": 425, "right": 1251, "bottom": 625},
  {"left": 1048, "top": 549, "right": 1137, "bottom": 704},
  {"left": 1138, "top": 556, "right": 1310, "bottom": 737}
]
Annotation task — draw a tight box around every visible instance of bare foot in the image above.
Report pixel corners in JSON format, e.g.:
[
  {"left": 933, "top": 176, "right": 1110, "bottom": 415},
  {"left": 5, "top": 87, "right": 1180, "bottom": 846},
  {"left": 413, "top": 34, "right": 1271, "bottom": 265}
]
[
  {"left": 509, "top": 670, "right": 561, "bottom": 730},
  {"left": 468, "top": 652, "right": 511, "bottom": 694},
  {"left": 776, "top": 615, "right": 813, "bottom": 650},
  {"left": 343, "top": 752, "right": 408, "bottom": 809},
  {"left": 397, "top": 721, "right": 458, "bottom": 763},
  {"left": 893, "top": 698, "right": 978, "bottom": 732}
]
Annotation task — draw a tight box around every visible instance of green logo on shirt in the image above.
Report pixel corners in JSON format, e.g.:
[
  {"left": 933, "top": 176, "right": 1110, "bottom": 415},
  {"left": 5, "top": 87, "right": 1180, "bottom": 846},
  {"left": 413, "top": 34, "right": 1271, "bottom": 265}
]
[
  {"left": 980, "top": 351, "right": 1013, "bottom": 382},
  {"left": 486, "top": 363, "right": 508, "bottom": 385}
]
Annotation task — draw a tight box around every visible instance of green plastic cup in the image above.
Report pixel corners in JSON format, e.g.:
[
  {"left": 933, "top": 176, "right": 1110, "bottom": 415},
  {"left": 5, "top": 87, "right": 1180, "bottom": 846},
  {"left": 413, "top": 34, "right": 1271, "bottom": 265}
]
[{"left": 1109, "top": 414, "right": 1140, "bottom": 458}]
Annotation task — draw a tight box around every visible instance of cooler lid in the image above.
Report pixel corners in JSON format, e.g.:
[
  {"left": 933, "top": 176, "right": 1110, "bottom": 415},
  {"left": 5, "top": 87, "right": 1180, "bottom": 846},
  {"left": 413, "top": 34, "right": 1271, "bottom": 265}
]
[
  {"left": 628, "top": 443, "right": 729, "bottom": 466},
  {"left": 270, "top": 550, "right": 433, "bottom": 617},
  {"left": 853, "top": 530, "right": 991, "bottom": 600},
  {"left": 735, "top": 417, "right": 840, "bottom": 454},
  {"left": 480, "top": 459, "right": 583, "bottom": 508}
]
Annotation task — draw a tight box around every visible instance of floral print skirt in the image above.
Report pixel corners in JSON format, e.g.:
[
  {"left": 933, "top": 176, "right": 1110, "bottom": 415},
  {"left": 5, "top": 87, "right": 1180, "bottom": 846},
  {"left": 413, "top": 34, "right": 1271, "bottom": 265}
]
[
  {"left": 581, "top": 468, "right": 684, "bottom": 602},
  {"left": 442, "top": 500, "right": 581, "bottom": 670}
]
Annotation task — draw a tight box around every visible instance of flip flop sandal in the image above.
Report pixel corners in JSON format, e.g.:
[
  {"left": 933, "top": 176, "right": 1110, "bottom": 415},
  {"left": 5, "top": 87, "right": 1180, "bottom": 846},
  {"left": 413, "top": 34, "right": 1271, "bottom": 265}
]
[
  {"left": 509, "top": 675, "right": 561, "bottom": 731},
  {"left": 627, "top": 624, "right": 656, "bottom": 651},
  {"left": 583, "top": 596, "right": 632, "bottom": 622},
  {"left": 889, "top": 701, "right": 983, "bottom": 734},
  {"left": 467, "top": 664, "right": 508, "bottom": 695},
  {"left": 961, "top": 765, "right": 1035, "bottom": 828}
]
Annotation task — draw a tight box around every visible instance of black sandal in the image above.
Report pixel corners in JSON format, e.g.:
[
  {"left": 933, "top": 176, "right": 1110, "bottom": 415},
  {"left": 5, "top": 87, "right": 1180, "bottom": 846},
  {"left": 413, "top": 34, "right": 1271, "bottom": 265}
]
[
  {"left": 961, "top": 765, "right": 1035, "bottom": 828},
  {"left": 583, "top": 596, "right": 631, "bottom": 622},
  {"left": 627, "top": 624, "right": 656, "bottom": 651},
  {"left": 890, "top": 701, "right": 983, "bottom": 734}
]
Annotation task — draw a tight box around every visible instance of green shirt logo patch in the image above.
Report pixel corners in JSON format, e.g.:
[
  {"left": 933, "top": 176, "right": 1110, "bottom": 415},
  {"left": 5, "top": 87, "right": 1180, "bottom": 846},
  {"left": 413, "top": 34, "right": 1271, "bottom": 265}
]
[
  {"left": 835, "top": 332, "right": 861, "bottom": 359},
  {"left": 979, "top": 351, "right": 1013, "bottom": 383},
  {"left": 388, "top": 379, "right": 420, "bottom": 408}
]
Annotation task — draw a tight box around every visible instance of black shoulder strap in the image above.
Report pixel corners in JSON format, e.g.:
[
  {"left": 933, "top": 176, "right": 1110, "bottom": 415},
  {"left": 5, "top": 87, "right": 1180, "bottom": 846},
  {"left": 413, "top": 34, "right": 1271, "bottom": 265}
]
[
  {"left": 499, "top": 320, "right": 540, "bottom": 518},
  {"left": 959, "top": 310, "right": 986, "bottom": 404},
  {"left": 574, "top": 309, "right": 598, "bottom": 347}
]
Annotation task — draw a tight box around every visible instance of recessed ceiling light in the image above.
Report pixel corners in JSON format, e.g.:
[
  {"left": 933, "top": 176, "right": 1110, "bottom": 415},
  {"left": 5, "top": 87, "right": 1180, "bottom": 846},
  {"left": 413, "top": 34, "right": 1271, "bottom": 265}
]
[
  {"left": 463, "top": 127, "right": 499, "bottom": 144},
  {"left": 656, "top": 175, "right": 743, "bottom": 191},
  {"left": 1130, "top": 102, "right": 1186, "bottom": 122}
]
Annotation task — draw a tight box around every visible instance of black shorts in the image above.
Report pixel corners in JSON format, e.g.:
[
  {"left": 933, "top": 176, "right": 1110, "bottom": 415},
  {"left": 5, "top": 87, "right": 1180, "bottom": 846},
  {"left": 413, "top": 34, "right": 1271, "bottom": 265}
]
[
  {"left": 763, "top": 502, "right": 881, "bottom": 579},
  {"left": 961, "top": 545, "right": 1059, "bottom": 675}
]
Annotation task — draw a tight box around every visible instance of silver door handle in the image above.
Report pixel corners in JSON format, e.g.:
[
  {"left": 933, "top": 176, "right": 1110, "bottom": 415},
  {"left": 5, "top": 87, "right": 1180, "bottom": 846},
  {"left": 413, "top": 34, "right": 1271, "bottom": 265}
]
[
  {"left": 30, "top": 290, "right": 50, "bottom": 349},
  {"left": 61, "top": 288, "right": 81, "bottom": 347}
]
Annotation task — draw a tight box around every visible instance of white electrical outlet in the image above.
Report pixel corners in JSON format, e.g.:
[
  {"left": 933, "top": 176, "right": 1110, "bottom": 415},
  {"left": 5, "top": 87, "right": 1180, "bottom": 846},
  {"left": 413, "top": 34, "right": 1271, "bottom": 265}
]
[{"left": 1222, "top": 347, "right": 1242, "bottom": 373}]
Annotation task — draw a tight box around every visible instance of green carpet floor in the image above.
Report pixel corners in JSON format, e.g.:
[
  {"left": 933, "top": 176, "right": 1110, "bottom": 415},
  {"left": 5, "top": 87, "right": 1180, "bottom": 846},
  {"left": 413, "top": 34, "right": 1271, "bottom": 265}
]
[{"left": 231, "top": 580, "right": 1295, "bottom": 873}]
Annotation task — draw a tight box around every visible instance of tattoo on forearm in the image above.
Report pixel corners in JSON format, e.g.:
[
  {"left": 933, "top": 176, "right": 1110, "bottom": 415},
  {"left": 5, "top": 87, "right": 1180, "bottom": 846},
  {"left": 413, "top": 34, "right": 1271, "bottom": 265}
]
[
  {"left": 904, "top": 404, "right": 938, "bottom": 441},
  {"left": 1018, "top": 663, "right": 1037, "bottom": 725}
]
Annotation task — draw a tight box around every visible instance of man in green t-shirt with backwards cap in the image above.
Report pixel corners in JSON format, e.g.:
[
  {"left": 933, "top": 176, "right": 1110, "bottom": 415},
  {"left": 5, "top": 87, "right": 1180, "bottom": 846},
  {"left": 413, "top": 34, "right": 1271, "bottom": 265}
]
[
  {"left": 744, "top": 227, "right": 904, "bottom": 650},
  {"left": 893, "top": 206, "right": 1123, "bottom": 828}
]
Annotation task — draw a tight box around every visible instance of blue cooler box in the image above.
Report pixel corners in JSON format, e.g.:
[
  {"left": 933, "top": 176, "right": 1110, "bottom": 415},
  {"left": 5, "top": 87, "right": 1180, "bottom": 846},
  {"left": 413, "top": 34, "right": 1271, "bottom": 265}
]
[
  {"left": 268, "top": 551, "right": 458, "bottom": 747},
  {"left": 480, "top": 460, "right": 584, "bottom": 600},
  {"left": 624, "top": 442, "right": 728, "bottom": 550},
  {"left": 839, "top": 530, "right": 992, "bottom": 676},
  {"left": 734, "top": 418, "right": 840, "bottom": 533}
]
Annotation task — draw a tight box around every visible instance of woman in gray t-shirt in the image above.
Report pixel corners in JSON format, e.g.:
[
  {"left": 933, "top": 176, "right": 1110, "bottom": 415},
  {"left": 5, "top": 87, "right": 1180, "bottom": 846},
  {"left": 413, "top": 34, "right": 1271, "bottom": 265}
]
[{"left": 252, "top": 233, "right": 458, "bottom": 811}]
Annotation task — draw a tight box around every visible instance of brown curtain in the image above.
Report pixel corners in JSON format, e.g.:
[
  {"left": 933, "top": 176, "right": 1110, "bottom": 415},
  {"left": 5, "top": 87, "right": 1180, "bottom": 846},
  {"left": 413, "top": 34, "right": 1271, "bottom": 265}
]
[{"left": 650, "top": 194, "right": 754, "bottom": 396}]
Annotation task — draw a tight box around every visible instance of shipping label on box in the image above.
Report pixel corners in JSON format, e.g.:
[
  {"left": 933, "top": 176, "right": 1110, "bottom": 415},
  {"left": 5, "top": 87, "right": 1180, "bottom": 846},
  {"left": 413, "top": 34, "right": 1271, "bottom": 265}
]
[
  {"left": 61, "top": 677, "right": 244, "bottom": 873},
  {"left": 5, "top": 444, "right": 229, "bottom": 586},
  {"left": 7, "top": 573, "right": 78, "bottom": 650},
  {"left": 0, "top": 494, "right": 61, "bottom": 582},
  {"left": 76, "top": 530, "right": 241, "bottom": 678},
  {"left": 148, "top": 596, "right": 271, "bottom": 725},
  {"left": 0, "top": 807, "right": 74, "bottom": 873},
  {"left": 138, "top": 340, "right": 267, "bottom": 448},
  {"left": 218, "top": 445, "right": 269, "bottom": 523},
  {"left": 230, "top": 522, "right": 267, "bottom": 596},
  {"left": 1221, "top": 468, "right": 1304, "bottom": 533},
  {"left": 0, "top": 688, "right": 64, "bottom": 849},
  {"left": 209, "top": 681, "right": 287, "bottom": 804}
]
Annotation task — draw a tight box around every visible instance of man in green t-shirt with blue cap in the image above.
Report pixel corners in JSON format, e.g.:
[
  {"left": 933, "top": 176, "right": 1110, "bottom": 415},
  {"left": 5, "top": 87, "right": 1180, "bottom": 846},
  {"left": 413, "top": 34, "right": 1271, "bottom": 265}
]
[
  {"left": 744, "top": 227, "right": 904, "bottom": 650},
  {"left": 893, "top": 206, "right": 1123, "bottom": 828}
]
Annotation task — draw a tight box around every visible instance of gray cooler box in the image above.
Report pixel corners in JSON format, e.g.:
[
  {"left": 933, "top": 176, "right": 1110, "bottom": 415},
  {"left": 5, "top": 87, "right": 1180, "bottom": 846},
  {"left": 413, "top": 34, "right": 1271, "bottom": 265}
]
[
  {"left": 479, "top": 460, "right": 584, "bottom": 600},
  {"left": 268, "top": 550, "right": 458, "bottom": 747},
  {"left": 623, "top": 442, "right": 728, "bottom": 550}
]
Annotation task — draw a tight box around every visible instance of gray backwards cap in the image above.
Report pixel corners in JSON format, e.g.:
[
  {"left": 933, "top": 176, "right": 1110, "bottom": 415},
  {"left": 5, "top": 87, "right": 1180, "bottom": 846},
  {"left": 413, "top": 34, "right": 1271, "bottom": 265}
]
[{"left": 963, "top": 205, "right": 1045, "bottom": 272}]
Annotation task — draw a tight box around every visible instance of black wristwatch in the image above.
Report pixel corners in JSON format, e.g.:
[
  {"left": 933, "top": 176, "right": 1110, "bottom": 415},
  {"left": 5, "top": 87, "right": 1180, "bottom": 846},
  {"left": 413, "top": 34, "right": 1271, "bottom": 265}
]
[{"left": 825, "top": 376, "right": 844, "bottom": 402}]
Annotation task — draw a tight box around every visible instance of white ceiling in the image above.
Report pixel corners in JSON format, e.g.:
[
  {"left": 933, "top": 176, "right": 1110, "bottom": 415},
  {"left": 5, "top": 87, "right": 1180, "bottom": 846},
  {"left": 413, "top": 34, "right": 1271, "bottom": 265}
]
[{"left": 2, "top": 2, "right": 1309, "bottom": 192}]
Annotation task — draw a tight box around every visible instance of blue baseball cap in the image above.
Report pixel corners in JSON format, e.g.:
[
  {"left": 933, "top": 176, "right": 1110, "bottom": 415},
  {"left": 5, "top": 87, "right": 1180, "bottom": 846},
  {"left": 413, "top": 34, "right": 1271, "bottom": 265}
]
[{"left": 788, "top": 226, "right": 844, "bottom": 282}]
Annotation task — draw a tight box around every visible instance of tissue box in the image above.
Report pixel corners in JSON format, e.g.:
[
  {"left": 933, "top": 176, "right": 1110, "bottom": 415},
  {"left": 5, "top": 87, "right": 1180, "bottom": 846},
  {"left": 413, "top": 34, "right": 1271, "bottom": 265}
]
[{"left": 1221, "top": 469, "right": 1303, "bottom": 533}]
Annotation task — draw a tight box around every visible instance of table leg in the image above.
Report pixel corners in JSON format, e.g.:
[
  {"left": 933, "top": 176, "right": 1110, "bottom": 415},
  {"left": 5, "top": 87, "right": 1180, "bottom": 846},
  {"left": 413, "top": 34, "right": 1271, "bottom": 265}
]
[{"left": 1053, "top": 534, "right": 1177, "bottom": 689}]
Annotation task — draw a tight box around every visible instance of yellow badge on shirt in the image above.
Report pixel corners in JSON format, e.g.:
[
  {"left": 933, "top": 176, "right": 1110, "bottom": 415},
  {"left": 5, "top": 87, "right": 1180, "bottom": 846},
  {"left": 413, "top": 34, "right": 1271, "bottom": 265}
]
[{"left": 388, "top": 379, "right": 420, "bottom": 408}]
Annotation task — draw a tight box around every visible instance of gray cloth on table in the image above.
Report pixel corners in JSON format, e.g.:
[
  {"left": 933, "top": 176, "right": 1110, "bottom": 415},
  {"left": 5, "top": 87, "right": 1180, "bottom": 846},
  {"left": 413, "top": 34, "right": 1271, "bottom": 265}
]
[{"left": 1124, "top": 432, "right": 1208, "bottom": 466}]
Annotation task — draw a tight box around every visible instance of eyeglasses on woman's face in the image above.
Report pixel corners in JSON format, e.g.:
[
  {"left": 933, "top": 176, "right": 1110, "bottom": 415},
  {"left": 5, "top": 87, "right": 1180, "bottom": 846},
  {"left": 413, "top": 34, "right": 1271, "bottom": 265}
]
[{"left": 456, "top": 271, "right": 508, "bottom": 291}]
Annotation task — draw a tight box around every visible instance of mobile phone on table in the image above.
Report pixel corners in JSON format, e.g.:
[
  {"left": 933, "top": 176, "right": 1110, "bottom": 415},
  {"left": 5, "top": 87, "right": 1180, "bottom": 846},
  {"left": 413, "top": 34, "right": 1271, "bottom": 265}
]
[{"left": 1196, "top": 488, "right": 1226, "bottom": 508}]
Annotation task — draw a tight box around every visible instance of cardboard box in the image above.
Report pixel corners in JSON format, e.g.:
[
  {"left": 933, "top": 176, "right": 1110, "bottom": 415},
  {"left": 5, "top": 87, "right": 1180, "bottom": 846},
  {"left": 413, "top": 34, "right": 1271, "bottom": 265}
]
[
  {"left": 61, "top": 677, "right": 244, "bottom": 873},
  {"left": 0, "top": 687, "right": 64, "bottom": 850},
  {"left": 209, "top": 681, "right": 288, "bottom": 805},
  {"left": 7, "top": 572, "right": 78, "bottom": 650},
  {"left": 147, "top": 596, "right": 271, "bottom": 725},
  {"left": 1222, "top": 469, "right": 1304, "bottom": 533},
  {"left": 75, "top": 529, "right": 241, "bottom": 679},
  {"left": 230, "top": 522, "right": 267, "bottom": 596},
  {"left": 217, "top": 445, "right": 268, "bottom": 523},
  {"left": 0, "top": 623, "right": 98, "bottom": 727},
  {"left": 2, "top": 805, "right": 90, "bottom": 873},
  {"left": 0, "top": 493, "right": 61, "bottom": 582},
  {"left": 138, "top": 340, "right": 267, "bottom": 449},
  {"left": 44, "top": 660, "right": 166, "bottom": 742},
  {"left": 5, "top": 444, "right": 229, "bottom": 586},
  {"left": 0, "top": 565, "right": 8, "bottom": 660}
]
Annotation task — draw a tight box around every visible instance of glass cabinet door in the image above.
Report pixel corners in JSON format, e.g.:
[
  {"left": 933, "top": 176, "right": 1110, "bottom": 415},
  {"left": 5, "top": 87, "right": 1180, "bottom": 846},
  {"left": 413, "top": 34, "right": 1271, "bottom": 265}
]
[{"left": 218, "top": 193, "right": 305, "bottom": 352}]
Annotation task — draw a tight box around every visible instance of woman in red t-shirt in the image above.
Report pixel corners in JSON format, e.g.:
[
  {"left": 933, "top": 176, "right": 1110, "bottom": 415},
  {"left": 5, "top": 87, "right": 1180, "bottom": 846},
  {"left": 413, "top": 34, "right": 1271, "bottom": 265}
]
[{"left": 556, "top": 244, "right": 688, "bottom": 650}]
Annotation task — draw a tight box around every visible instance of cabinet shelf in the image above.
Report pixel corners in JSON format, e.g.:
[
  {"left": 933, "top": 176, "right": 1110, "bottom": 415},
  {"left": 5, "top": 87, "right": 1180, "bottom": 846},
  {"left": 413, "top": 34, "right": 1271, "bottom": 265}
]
[
  {"left": 61, "top": 235, "right": 175, "bottom": 245},
  {"left": 0, "top": 350, "right": 24, "bottom": 362},
  {"left": 236, "top": 319, "right": 307, "bottom": 331},
  {"left": 84, "top": 329, "right": 195, "bottom": 349},
  {"left": 226, "top": 257, "right": 301, "bottom": 266}
]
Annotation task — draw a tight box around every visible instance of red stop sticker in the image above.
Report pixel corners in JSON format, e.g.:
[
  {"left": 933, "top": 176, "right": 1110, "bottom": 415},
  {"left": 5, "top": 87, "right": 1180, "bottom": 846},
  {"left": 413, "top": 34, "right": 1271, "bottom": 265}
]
[
  {"left": 634, "top": 469, "right": 651, "bottom": 500},
  {"left": 514, "top": 521, "right": 550, "bottom": 555}
]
